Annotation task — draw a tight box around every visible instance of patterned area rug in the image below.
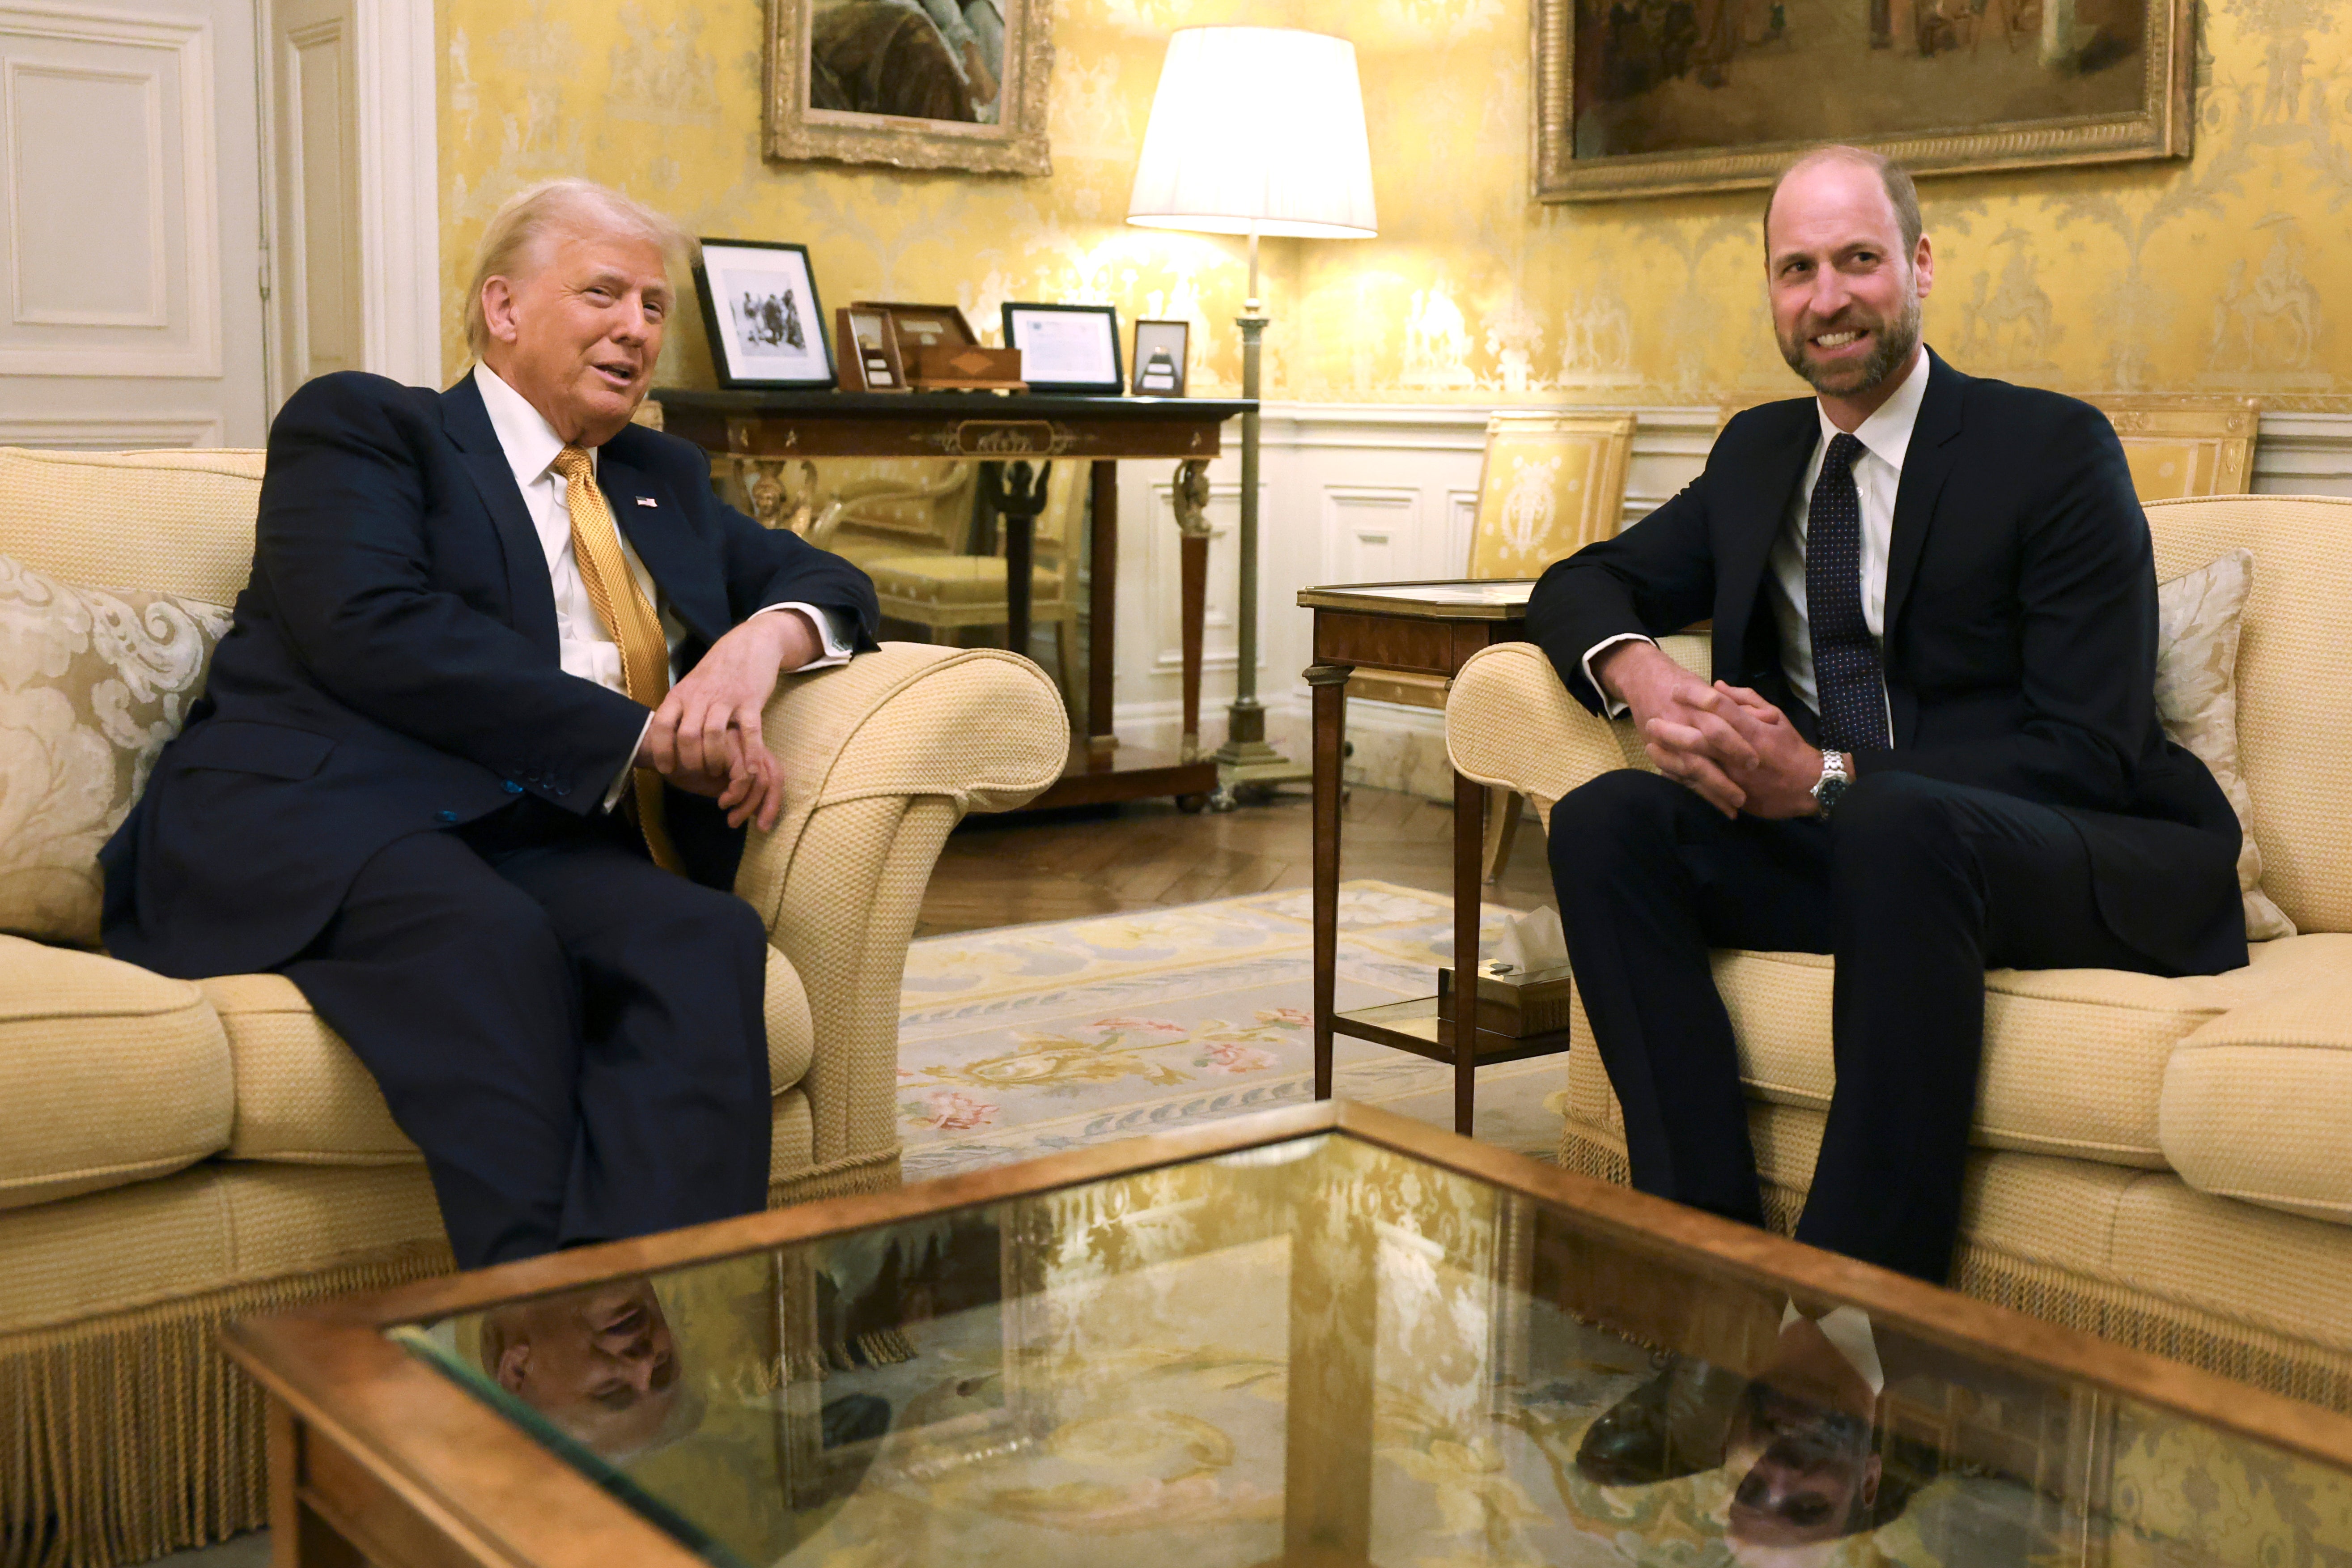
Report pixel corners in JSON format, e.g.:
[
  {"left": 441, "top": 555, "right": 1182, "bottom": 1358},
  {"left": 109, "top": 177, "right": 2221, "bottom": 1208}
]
[{"left": 895, "top": 881, "right": 1567, "bottom": 1182}]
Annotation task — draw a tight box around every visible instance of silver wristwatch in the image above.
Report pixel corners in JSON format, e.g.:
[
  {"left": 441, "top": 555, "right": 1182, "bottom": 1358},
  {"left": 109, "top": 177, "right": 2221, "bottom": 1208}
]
[{"left": 1811, "top": 750, "right": 1852, "bottom": 820}]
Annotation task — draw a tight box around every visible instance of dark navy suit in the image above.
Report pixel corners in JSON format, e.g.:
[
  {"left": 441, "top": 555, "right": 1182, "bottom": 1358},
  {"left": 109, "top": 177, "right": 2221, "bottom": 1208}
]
[
  {"left": 102, "top": 371, "right": 879, "bottom": 1266},
  {"left": 1528, "top": 352, "right": 2245, "bottom": 1281}
]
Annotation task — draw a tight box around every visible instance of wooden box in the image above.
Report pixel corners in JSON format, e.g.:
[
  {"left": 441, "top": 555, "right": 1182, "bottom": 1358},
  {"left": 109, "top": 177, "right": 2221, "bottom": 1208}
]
[{"left": 1435, "top": 960, "right": 1578, "bottom": 1039}]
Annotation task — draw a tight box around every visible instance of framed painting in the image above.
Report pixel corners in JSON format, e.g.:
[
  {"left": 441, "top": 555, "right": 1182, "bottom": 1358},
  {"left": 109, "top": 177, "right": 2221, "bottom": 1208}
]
[
  {"left": 1533, "top": 0, "right": 2192, "bottom": 201},
  {"left": 767, "top": 0, "right": 1055, "bottom": 176}
]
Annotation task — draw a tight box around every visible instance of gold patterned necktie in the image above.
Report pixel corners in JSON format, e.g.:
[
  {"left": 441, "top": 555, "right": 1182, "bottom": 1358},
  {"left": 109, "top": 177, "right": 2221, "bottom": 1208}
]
[{"left": 553, "top": 444, "right": 681, "bottom": 872}]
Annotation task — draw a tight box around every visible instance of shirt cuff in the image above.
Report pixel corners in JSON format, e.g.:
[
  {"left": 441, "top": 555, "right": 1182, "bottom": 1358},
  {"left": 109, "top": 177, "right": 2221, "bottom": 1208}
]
[
  {"left": 1581, "top": 633, "right": 1656, "bottom": 717},
  {"left": 604, "top": 713, "right": 654, "bottom": 813},
  {"left": 753, "top": 602, "right": 854, "bottom": 669}
]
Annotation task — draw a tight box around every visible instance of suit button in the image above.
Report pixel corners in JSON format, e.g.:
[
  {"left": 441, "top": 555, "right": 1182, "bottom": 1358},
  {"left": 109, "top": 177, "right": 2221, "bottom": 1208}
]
[
  {"left": 504, "top": 780, "right": 525, "bottom": 795},
  {"left": 436, "top": 809, "right": 459, "bottom": 824}
]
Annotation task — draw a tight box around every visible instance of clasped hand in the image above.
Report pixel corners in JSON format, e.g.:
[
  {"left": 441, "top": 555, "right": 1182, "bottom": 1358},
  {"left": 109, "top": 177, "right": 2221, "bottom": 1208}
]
[
  {"left": 1594, "top": 640, "right": 1823, "bottom": 820},
  {"left": 633, "top": 611, "right": 823, "bottom": 832}
]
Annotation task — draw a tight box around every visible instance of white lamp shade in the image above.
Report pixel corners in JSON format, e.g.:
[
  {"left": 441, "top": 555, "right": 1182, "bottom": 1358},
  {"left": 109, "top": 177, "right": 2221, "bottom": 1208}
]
[{"left": 1126, "top": 27, "right": 1377, "bottom": 241}]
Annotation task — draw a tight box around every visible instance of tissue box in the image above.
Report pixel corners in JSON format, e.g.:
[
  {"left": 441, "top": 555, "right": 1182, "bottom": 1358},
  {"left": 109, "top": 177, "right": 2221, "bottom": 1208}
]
[{"left": 1436, "top": 960, "right": 1577, "bottom": 1040}]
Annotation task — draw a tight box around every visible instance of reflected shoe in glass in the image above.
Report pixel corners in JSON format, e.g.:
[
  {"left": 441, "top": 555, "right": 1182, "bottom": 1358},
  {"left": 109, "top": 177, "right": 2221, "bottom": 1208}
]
[{"left": 1575, "top": 1354, "right": 1746, "bottom": 1486}]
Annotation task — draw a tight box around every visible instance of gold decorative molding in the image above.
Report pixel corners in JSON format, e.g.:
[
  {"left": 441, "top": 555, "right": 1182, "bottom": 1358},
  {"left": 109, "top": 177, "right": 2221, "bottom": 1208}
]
[{"left": 765, "top": 0, "right": 1055, "bottom": 176}]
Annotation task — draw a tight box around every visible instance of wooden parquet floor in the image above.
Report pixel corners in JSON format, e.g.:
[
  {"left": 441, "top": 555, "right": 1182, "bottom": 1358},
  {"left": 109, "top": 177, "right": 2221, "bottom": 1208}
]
[{"left": 916, "top": 785, "right": 1557, "bottom": 937}]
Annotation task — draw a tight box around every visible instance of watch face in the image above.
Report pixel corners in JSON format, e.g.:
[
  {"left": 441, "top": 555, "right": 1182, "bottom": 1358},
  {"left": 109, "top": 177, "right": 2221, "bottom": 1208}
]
[{"left": 1817, "top": 773, "right": 1851, "bottom": 816}]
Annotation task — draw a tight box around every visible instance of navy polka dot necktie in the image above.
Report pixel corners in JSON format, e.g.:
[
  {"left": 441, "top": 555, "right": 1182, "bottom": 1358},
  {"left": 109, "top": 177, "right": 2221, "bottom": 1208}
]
[{"left": 1806, "top": 431, "right": 1890, "bottom": 753}]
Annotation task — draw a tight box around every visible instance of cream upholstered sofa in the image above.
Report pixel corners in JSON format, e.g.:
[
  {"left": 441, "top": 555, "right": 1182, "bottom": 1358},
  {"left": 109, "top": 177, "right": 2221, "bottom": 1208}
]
[
  {"left": 1447, "top": 493, "right": 2352, "bottom": 1414},
  {"left": 0, "top": 446, "right": 1067, "bottom": 1566}
]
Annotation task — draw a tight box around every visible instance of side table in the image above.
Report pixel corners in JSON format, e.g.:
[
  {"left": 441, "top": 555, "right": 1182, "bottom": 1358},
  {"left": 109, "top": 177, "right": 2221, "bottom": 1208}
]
[{"left": 1299, "top": 580, "right": 1573, "bottom": 1134}]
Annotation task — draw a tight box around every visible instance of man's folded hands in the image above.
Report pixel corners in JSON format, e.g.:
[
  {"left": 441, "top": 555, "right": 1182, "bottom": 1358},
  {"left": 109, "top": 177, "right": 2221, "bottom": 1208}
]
[
  {"left": 1593, "top": 639, "right": 1826, "bottom": 820},
  {"left": 635, "top": 611, "right": 825, "bottom": 832}
]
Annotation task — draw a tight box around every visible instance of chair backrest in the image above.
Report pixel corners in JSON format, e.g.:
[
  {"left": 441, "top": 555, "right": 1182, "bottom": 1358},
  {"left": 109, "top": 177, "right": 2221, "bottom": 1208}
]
[
  {"left": 2084, "top": 395, "right": 2260, "bottom": 501},
  {"left": 1464, "top": 413, "right": 1634, "bottom": 579},
  {"left": 2146, "top": 495, "right": 2352, "bottom": 935},
  {"left": 820, "top": 459, "right": 978, "bottom": 552},
  {"left": 0, "top": 447, "right": 263, "bottom": 603}
]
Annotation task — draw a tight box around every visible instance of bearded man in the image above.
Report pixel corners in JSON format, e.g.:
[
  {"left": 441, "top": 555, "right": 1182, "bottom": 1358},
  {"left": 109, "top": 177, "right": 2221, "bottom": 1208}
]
[{"left": 1528, "top": 145, "right": 2245, "bottom": 1291}]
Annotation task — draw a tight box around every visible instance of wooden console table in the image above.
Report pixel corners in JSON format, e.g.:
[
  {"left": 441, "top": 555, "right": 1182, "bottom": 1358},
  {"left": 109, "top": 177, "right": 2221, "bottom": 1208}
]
[
  {"left": 654, "top": 389, "right": 1252, "bottom": 811},
  {"left": 1300, "top": 580, "right": 1561, "bottom": 1134}
]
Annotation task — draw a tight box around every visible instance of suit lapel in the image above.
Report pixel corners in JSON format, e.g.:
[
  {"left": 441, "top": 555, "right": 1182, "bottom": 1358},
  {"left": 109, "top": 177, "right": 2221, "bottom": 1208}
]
[
  {"left": 598, "top": 442, "right": 727, "bottom": 649},
  {"left": 1883, "top": 348, "right": 1966, "bottom": 639},
  {"left": 1713, "top": 399, "right": 1814, "bottom": 660},
  {"left": 439, "top": 375, "right": 561, "bottom": 657}
]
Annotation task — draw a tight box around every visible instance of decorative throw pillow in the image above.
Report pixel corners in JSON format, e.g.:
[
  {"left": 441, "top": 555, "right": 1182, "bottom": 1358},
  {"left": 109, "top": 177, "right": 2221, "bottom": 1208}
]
[
  {"left": 0, "top": 552, "right": 231, "bottom": 948},
  {"left": 2154, "top": 548, "right": 2294, "bottom": 942}
]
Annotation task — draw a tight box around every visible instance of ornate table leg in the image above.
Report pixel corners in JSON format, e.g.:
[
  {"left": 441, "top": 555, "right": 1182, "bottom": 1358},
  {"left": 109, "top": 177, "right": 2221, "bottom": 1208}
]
[
  {"left": 981, "top": 459, "right": 1052, "bottom": 659},
  {"left": 1087, "top": 462, "right": 1118, "bottom": 760},
  {"left": 1306, "top": 659, "right": 1352, "bottom": 1102},
  {"left": 735, "top": 457, "right": 822, "bottom": 535},
  {"left": 1171, "top": 459, "right": 1213, "bottom": 766}
]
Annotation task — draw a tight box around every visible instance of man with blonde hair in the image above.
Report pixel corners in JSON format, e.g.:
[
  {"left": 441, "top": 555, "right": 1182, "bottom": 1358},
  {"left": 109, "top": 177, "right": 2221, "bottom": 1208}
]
[{"left": 103, "top": 179, "right": 878, "bottom": 1269}]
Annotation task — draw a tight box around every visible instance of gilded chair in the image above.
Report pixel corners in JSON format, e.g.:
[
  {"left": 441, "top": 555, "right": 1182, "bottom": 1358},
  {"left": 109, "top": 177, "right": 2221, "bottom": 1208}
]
[
  {"left": 847, "top": 459, "right": 1085, "bottom": 710},
  {"left": 2084, "top": 395, "right": 2260, "bottom": 501},
  {"left": 1351, "top": 412, "right": 1635, "bottom": 880}
]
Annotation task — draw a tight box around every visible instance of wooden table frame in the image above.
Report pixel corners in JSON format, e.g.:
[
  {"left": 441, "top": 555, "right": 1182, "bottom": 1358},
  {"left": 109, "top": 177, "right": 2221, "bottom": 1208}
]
[
  {"left": 653, "top": 390, "right": 1252, "bottom": 811},
  {"left": 1300, "top": 582, "right": 1561, "bottom": 1135},
  {"left": 221, "top": 1099, "right": 2352, "bottom": 1568}
]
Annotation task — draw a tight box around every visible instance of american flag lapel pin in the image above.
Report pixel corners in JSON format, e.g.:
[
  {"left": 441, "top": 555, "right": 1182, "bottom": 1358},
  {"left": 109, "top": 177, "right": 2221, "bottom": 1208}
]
[{"left": 635, "top": 496, "right": 658, "bottom": 507}]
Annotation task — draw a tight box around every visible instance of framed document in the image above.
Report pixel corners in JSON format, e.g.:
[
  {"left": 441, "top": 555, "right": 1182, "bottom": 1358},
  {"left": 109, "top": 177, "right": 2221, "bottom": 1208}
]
[
  {"left": 1132, "top": 319, "right": 1189, "bottom": 397},
  {"left": 694, "top": 239, "right": 833, "bottom": 389},
  {"left": 853, "top": 302, "right": 977, "bottom": 361},
  {"left": 835, "top": 306, "right": 908, "bottom": 392},
  {"left": 1002, "top": 302, "right": 1122, "bottom": 395}
]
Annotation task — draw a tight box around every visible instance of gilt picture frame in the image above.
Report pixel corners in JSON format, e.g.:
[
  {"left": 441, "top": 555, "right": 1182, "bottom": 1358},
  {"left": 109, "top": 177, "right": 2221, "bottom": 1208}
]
[
  {"left": 1532, "top": 0, "right": 2192, "bottom": 202},
  {"left": 767, "top": 0, "right": 1055, "bottom": 176}
]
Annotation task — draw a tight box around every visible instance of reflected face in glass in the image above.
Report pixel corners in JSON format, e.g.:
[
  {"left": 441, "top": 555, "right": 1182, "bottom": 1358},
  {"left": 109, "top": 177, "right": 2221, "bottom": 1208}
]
[
  {"left": 480, "top": 1281, "right": 681, "bottom": 1458},
  {"left": 1720, "top": 1381, "right": 1881, "bottom": 1564}
]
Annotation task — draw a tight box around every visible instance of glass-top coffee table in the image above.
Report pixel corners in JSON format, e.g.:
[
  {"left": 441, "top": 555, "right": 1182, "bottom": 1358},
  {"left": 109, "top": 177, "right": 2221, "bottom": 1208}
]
[{"left": 224, "top": 1102, "right": 2352, "bottom": 1568}]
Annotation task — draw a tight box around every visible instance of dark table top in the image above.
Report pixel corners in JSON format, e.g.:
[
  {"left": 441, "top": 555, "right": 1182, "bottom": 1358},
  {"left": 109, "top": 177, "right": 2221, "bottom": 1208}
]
[{"left": 651, "top": 388, "right": 1255, "bottom": 422}]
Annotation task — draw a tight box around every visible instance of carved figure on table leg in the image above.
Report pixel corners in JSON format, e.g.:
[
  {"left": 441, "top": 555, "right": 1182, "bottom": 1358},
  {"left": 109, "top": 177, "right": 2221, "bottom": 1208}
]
[
  {"left": 1171, "top": 458, "right": 1213, "bottom": 776},
  {"left": 735, "top": 458, "right": 823, "bottom": 535}
]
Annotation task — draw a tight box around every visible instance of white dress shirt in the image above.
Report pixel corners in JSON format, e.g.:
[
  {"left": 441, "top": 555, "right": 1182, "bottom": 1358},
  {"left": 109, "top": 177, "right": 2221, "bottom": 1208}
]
[
  {"left": 473, "top": 363, "right": 853, "bottom": 807},
  {"left": 1581, "top": 354, "right": 1928, "bottom": 733}
]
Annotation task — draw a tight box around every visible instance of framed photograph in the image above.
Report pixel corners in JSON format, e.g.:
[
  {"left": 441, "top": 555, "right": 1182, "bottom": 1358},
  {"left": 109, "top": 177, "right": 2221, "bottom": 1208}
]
[
  {"left": 1002, "top": 302, "right": 1121, "bottom": 395},
  {"left": 767, "top": 0, "right": 1054, "bottom": 177},
  {"left": 695, "top": 239, "right": 834, "bottom": 389},
  {"left": 1532, "top": 0, "right": 2193, "bottom": 201},
  {"left": 835, "top": 305, "right": 909, "bottom": 392},
  {"left": 1131, "top": 319, "right": 1188, "bottom": 397}
]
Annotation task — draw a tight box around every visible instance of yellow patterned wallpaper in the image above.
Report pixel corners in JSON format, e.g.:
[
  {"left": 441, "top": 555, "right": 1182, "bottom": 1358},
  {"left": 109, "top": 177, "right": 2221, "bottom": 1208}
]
[{"left": 438, "top": 0, "right": 2349, "bottom": 409}]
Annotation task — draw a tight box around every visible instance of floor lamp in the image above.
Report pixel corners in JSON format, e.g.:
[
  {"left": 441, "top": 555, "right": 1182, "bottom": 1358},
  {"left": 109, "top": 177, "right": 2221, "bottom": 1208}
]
[{"left": 1127, "top": 27, "right": 1378, "bottom": 799}]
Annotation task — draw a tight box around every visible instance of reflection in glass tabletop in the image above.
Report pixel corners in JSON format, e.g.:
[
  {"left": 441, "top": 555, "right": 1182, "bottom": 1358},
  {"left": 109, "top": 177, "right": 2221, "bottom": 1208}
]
[{"left": 394, "top": 1125, "right": 2352, "bottom": 1568}]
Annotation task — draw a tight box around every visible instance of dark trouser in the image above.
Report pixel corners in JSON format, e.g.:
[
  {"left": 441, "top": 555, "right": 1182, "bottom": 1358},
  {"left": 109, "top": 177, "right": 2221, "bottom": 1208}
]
[
  {"left": 282, "top": 800, "right": 772, "bottom": 1270},
  {"left": 1549, "top": 768, "right": 2162, "bottom": 1283}
]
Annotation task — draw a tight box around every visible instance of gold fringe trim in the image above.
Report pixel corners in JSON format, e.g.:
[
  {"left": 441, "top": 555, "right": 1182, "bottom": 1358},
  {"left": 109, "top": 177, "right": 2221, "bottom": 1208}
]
[
  {"left": 0, "top": 1244, "right": 452, "bottom": 1568},
  {"left": 1558, "top": 1124, "right": 2352, "bottom": 1416}
]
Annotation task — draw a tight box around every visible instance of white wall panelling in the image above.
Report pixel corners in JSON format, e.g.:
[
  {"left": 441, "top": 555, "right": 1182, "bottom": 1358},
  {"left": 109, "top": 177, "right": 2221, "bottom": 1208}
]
[
  {"left": 1106, "top": 402, "right": 2352, "bottom": 798},
  {"left": 348, "top": 0, "right": 436, "bottom": 386},
  {"left": 0, "top": 410, "right": 217, "bottom": 443},
  {"left": 0, "top": 1, "right": 219, "bottom": 376}
]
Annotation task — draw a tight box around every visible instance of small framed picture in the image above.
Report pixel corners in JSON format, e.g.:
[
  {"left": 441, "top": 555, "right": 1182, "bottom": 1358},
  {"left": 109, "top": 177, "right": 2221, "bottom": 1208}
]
[
  {"left": 1132, "top": 319, "right": 1189, "bottom": 397},
  {"left": 835, "top": 305, "right": 908, "bottom": 392},
  {"left": 1002, "top": 302, "right": 1123, "bottom": 395},
  {"left": 695, "top": 239, "right": 833, "bottom": 389}
]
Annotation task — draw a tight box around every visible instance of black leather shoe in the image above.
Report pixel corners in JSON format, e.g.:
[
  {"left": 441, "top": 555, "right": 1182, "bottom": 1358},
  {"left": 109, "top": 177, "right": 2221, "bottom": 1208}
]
[{"left": 1575, "top": 1354, "right": 1745, "bottom": 1486}]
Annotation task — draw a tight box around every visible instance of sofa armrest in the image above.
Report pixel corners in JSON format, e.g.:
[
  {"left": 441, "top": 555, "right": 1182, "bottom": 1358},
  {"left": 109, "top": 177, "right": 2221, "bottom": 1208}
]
[{"left": 737, "top": 642, "right": 1068, "bottom": 1168}]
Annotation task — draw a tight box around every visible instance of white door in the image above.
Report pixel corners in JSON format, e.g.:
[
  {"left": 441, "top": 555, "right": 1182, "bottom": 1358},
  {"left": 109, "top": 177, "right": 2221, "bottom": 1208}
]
[
  {"left": 262, "top": 0, "right": 357, "bottom": 402},
  {"left": 0, "top": 0, "right": 270, "bottom": 447}
]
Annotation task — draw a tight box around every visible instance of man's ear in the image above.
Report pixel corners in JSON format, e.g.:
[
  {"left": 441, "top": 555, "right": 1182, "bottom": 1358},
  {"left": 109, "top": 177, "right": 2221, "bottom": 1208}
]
[
  {"left": 480, "top": 277, "right": 523, "bottom": 346},
  {"left": 1912, "top": 234, "right": 1934, "bottom": 302},
  {"left": 495, "top": 1339, "right": 531, "bottom": 1394}
]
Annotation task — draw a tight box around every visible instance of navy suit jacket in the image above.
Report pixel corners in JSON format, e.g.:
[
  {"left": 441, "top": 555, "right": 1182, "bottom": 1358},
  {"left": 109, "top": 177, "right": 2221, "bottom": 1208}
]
[
  {"left": 101, "top": 370, "right": 880, "bottom": 979},
  {"left": 1526, "top": 350, "right": 2247, "bottom": 977}
]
